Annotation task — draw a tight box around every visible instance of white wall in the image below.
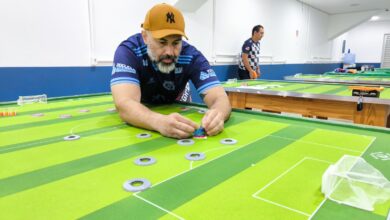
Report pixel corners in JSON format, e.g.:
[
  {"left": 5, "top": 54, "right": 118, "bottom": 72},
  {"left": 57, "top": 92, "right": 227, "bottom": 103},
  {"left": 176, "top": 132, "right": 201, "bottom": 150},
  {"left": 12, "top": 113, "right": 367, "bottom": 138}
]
[
  {"left": 0, "top": 0, "right": 353, "bottom": 67},
  {"left": 91, "top": 0, "right": 176, "bottom": 63},
  {"left": 340, "top": 20, "right": 390, "bottom": 63},
  {"left": 213, "top": 0, "right": 334, "bottom": 64},
  {"left": 91, "top": 0, "right": 212, "bottom": 64},
  {"left": 0, "top": 0, "right": 91, "bottom": 67},
  {"left": 183, "top": 0, "right": 214, "bottom": 60}
]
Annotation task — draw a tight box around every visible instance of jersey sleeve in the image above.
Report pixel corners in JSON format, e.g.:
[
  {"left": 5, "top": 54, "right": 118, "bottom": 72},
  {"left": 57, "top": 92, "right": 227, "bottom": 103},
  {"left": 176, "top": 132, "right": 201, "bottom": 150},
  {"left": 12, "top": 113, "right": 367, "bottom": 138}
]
[
  {"left": 189, "top": 51, "right": 221, "bottom": 95},
  {"left": 241, "top": 40, "right": 252, "bottom": 54},
  {"left": 110, "top": 45, "right": 140, "bottom": 87}
]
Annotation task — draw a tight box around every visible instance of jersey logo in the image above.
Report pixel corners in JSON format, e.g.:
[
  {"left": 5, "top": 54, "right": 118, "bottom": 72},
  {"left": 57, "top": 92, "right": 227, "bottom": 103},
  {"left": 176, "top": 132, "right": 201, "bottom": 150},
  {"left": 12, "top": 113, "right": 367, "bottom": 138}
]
[
  {"left": 112, "top": 63, "right": 136, "bottom": 75},
  {"left": 166, "top": 12, "right": 175, "bottom": 23},
  {"left": 142, "top": 59, "right": 148, "bottom": 66},
  {"left": 200, "top": 69, "right": 216, "bottom": 80},
  {"left": 245, "top": 47, "right": 250, "bottom": 51},
  {"left": 175, "top": 67, "right": 183, "bottom": 74},
  {"left": 163, "top": 81, "right": 175, "bottom": 91}
]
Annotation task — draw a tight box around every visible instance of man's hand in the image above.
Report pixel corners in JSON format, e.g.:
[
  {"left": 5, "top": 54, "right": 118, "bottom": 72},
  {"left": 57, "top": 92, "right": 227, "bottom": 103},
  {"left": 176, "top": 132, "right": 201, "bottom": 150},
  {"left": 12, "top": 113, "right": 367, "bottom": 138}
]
[
  {"left": 154, "top": 113, "right": 198, "bottom": 139},
  {"left": 250, "top": 70, "right": 258, "bottom": 79},
  {"left": 201, "top": 109, "right": 225, "bottom": 136}
]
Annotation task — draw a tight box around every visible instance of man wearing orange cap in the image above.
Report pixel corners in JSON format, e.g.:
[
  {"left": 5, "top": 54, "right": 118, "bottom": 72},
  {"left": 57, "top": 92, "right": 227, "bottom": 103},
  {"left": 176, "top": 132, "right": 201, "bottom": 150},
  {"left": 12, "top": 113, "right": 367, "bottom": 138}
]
[
  {"left": 110, "top": 3, "right": 231, "bottom": 139},
  {"left": 237, "top": 25, "right": 264, "bottom": 80}
]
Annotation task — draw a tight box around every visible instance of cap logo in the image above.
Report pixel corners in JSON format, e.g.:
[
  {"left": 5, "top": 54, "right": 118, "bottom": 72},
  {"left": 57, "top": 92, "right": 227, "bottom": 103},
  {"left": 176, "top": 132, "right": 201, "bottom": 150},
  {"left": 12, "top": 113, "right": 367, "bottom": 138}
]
[{"left": 166, "top": 12, "right": 175, "bottom": 23}]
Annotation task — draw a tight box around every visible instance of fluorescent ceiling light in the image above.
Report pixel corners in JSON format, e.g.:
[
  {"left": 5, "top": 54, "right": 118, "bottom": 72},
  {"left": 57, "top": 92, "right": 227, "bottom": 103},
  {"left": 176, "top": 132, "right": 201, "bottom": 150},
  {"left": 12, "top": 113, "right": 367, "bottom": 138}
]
[{"left": 370, "top": 16, "right": 379, "bottom": 21}]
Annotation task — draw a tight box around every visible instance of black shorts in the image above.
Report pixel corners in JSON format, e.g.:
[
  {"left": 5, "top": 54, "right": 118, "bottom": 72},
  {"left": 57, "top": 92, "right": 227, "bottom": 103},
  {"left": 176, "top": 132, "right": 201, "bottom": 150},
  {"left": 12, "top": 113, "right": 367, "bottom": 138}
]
[{"left": 237, "top": 68, "right": 250, "bottom": 80}]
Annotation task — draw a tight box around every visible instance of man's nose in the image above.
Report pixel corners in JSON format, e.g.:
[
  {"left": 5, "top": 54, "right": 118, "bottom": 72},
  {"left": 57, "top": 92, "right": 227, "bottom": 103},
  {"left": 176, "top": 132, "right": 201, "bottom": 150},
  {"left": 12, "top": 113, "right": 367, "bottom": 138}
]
[{"left": 164, "top": 45, "right": 174, "bottom": 55}]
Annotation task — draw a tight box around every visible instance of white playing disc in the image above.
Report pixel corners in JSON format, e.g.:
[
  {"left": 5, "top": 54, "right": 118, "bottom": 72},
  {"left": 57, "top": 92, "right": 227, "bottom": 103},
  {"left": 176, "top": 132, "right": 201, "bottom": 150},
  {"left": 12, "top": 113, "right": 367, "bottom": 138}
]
[
  {"left": 134, "top": 156, "right": 156, "bottom": 166},
  {"left": 63, "top": 135, "right": 80, "bottom": 141},
  {"left": 197, "top": 109, "right": 206, "bottom": 114},
  {"left": 31, "top": 113, "right": 44, "bottom": 117},
  {"left": 59, "top": 114, "right": 72, "bottom": 119},
  {"left": 220, "top": 138, "right": 237, "bottom": 145},
  {"left": 123, "top": 178, "right": 151, "bottom": 192},
  {"left": 185, "top": 152, "right": 206, "bottom": 161},
  {"left": 177, "top": 139, "right": 195, "bottom": 146},
  {"left": 107, "top": 108, "right": 117, "bottom": 113},
  {"left": 136, "top": 133, "right": 152, "bottom": 138}
]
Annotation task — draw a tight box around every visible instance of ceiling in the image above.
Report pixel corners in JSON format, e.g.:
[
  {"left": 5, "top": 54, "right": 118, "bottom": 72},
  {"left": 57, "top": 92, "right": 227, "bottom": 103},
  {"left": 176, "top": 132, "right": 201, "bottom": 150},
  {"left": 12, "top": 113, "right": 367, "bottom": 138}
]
[{"left": 299, "top": 0, "right": 390, "bottom": 20}]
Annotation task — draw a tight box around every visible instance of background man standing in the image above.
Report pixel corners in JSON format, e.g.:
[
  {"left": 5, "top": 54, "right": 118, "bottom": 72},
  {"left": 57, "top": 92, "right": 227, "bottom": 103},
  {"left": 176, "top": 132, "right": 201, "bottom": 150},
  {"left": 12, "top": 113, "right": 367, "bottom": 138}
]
[{"left": 237, "top": 25, "right": 264, "bottom": 80}]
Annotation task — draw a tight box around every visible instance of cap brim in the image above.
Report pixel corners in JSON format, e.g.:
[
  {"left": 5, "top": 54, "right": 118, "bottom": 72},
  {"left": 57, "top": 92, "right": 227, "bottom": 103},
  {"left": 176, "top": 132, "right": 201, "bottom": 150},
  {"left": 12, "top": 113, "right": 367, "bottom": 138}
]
[{"left": 150, "top": 29, "right": 188, "bottom": 40}]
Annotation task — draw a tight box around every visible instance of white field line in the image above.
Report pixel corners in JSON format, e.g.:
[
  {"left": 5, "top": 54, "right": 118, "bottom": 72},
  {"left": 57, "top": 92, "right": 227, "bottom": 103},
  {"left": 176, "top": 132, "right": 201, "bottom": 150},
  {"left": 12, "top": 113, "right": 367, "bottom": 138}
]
[
  {"left": 133, "top": 193, "right": 185, "bottom": 220},
  {"left": 308, "top": 136, "right": 377, "bottom": 219},
  {"left": 252, "top": 157, "right": 332, "bottom": 218}
]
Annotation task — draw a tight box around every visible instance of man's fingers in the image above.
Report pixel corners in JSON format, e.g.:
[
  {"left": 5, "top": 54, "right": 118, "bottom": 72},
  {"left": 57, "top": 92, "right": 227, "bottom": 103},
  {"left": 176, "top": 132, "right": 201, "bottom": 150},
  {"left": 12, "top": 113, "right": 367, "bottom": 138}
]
[
  {"left": 173, "top": 113, "right": 198, "bottom": 129},
  {"left": 174, "top": 121, "right": 197, "bottom": 134},
  {"left": 201, "top": 112, "right": 210, "bottom": 128},
  {"left": 204, "top": 116, "right": 217, "bottom": 131},
  {"left": 202, "top": 110, "right": 219, "bottom": 130},
  {"left": 170, "top": 128, "right": 192, "bottom": 139},
  {"left": 206, "top": 120, "right": 224, "bottom": 136}
]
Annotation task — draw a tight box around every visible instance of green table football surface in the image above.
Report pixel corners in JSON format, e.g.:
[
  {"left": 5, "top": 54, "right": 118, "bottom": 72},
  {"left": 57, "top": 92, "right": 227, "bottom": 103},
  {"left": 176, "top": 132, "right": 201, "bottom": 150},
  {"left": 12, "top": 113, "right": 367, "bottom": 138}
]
[
  {"left": 376, "top": 68, "right": 390, "bottom": 72},
  {"left": 223, "top": 79, "right": 390, "bottom": 100},
  {"left": 286, "top": 72, "right": 390, "bottom": 84},
  {"left": 324, "top": 70, "right": 390, "bottom": 77},
  {"left": 0, "top": 94, "right": 389, "bottom": 219}
]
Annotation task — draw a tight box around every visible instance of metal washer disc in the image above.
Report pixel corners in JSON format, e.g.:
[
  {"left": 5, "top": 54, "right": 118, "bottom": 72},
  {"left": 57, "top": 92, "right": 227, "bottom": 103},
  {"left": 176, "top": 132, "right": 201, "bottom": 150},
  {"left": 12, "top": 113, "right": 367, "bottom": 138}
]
[
  {"left": 177, "top": 139, "right": 195, "bottom": 146},
  {"left": 59, "top": 114, "right": 72, "bottom": 119},
  {"left": 134, "top": 156, "right": 156, "bottom": 166},
  {"left": 197, "top": 109, "right": 206, "bottom": 114},
  {"left": 63, "top": 135, "right": 80, "bottom": 141},
  {"left": 185, "top": 152, "right": 206, "bottom": 161},
  {"left": 107, "top": 108, "right": 117, "bottom": 112},
  {"left": 220, "top": 138, "right": 237, "bottom": 145},
  {"left": 31, "top": 113, "right": 44, "bottom": 117},
  {"left": 136, "top": 133, "right": 151, "bottom": 138},
  {"left": 123, "top": 178, "right": 151, "bottom": 192}
]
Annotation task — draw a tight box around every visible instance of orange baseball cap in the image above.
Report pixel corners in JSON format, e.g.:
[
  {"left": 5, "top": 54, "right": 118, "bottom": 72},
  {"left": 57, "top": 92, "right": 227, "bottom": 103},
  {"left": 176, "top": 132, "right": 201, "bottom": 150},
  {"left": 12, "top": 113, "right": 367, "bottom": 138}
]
[{"left": 142, "top": 3, "right": 188, "bottom": 39}]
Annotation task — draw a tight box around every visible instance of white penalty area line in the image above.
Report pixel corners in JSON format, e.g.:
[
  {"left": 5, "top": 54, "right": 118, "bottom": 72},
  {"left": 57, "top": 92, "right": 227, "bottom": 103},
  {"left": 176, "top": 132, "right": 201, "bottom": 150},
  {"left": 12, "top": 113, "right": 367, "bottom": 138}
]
[
  {"left": 309, "top": 137, "right": 377, "bottom": 219},
  {"left": 253, "top": 196, "right": 311, "bottom": 217},
  {"left": 133, "top": 193, "right": 185, "bottom": 220},
  {"left": 270, "top": 134, "right": 364, "bottom": 153},
  {"left": 252, "top": 157, "right": 332, "bottom": 217}
]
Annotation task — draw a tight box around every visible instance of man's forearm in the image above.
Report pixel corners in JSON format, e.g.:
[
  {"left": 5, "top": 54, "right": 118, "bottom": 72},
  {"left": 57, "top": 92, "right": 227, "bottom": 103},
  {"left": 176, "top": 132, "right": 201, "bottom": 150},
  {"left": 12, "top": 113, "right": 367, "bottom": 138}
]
[
  {"left": 242, "top": 54, "right": 254, "bottom": 73},
  {"left": 209, "top": 96, "right": 231, "bottom": 121},
  {"left": 243, "top": 59, "right": 254, "bottom": 72},
  {"left": 116, "top": 99, "right": 162, "bottom": 131}
]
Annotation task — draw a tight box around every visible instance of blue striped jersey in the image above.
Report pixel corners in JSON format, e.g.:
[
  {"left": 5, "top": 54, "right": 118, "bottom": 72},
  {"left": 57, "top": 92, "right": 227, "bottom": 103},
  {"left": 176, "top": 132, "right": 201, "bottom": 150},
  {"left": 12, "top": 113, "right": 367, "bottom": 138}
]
[{"left": 111, "top": 33, "right": 220, "bottom": 104}]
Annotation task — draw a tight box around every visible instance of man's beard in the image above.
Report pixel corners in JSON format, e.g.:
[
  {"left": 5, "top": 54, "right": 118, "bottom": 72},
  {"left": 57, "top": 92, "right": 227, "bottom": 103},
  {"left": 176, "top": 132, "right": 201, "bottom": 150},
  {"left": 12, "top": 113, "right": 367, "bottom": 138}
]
[{"left": 147, "top": 47, "right": 178, "bottom": 74}]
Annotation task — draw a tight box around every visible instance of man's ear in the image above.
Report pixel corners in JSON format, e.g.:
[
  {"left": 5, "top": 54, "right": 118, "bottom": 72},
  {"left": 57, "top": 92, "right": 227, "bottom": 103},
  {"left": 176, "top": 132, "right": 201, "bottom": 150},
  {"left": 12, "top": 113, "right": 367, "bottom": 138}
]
[{"left": 141, "top": 31, "right": 148, "bottom": 44}]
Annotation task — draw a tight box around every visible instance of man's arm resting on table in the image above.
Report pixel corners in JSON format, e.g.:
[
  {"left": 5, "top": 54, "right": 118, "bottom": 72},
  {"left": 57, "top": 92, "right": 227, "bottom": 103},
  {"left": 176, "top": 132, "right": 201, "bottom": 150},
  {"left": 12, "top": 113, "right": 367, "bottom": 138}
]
[{"left": 111, "top": 84, "right": 197, "bottom": 139}]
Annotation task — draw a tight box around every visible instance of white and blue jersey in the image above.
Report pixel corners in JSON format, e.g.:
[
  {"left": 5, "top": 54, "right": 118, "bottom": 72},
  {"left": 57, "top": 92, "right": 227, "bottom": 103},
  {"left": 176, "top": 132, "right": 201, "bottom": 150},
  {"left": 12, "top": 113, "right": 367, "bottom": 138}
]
[
  {"left": 111, "top": 33, "right": 220, "bottom": 104},
  {"left": 238, "top": 38, "right": 260, "bottom": 71}
]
